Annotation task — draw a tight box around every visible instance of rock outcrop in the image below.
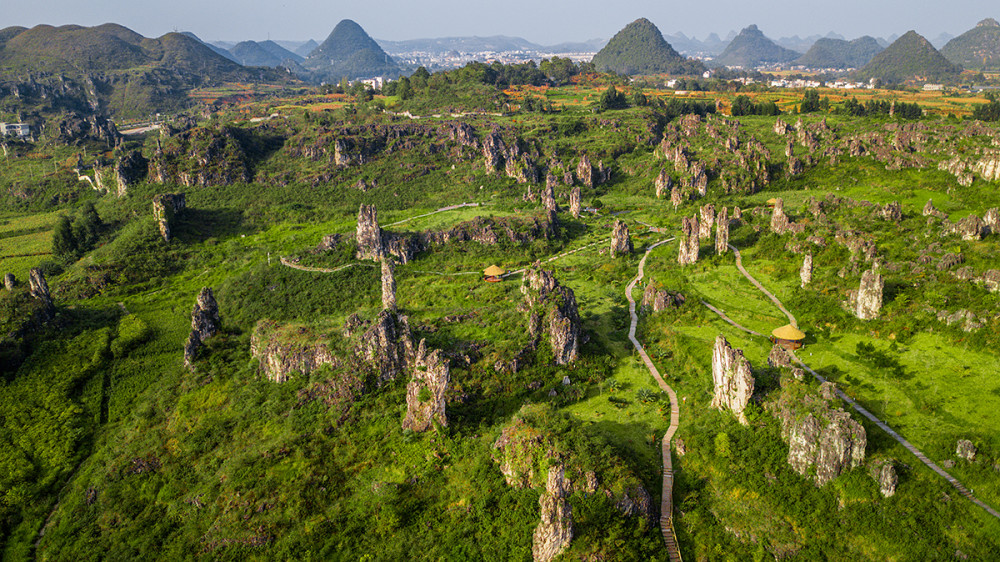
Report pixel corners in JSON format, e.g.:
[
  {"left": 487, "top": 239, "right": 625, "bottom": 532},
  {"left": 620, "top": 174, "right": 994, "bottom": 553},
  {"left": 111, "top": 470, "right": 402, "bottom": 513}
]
[
  {"left": 853, "top": 268, "right": 883, "bottom": 320},
  {"left": 114, "top": 150, "right": 148, "bottom": 197},
  {"left": 699, "top": 204, "right": 715, "bottom": 240},
  {"left": 642, "top": 282, "right": 685, "bottom": 312},
  {"left": 3, "top": 273, "right": 14, "bottom": 291},
  {"left": 710, "top": 335, "right": 755, "bottom": 425},
  {"left": 654, "top": 169, "right": 672, "bottom": 199},
  {"left": 670, "top": 186, "right": 683, "bottom": 209},
  {"left": 569, "top": 186, "right": 581, "bottom": 218},
  {"left": 355, "top": 309, "right": 415, "bottom": 384},
  {"left": 715, "top": 206, "right": 729, "bottom": 254},
  {"left": 956, "top": 439, "right": 977, "bottom": 461},
  {"left": 576, "top": 155, "right": 593, "bottom": 188},
  {"left": 381, "top": 257, "right": 397, "bottom": 311},
  {"left": 28, "top": 268, "right": 50, "bottom": 303},
  {"left": 873, "top": 461, "right": 898, "bottom": 498},
  {"left": 250, "top": 320, "right": 339, "bottom": 383},
  {"left": 542, "top": 181, "right": 558, "bottom": 213},
  {"left": 767, "top": 344, "right": 792, "bottom": 369},
  {"left": 356, "top": 204, "right": 383, "bottom": 260},
  {"left": 771, "top": 198, "right": 790, "bottom": 234},
  {"left": 521, "top": 267, "right": 581, "bottom": 365},
  {"left": 953, "top": 214, "right": 985, "bottom": 241},
  {"left": 610, "top": 220, "right": 633, "bottom": 257},
  {"left": 801, "top": 254, "right": 813, "bottom": 287},
  {"left": 151, "top": 193, "right": 186, "bottom": 243},
  {"left": 532, "top": 465, "right": 573, "bottom": 562},
  {"left": 402, "top": 341, "right": 450, "bottom": 432},
  {"left": 183, "top": 288, "right": 220, "bottom": 368},
  {"left": 678, "top": 215, "right": 700, "bottom": 265},
  {"left": 923, "top": 199, "right": 946, "bottom": 219}
]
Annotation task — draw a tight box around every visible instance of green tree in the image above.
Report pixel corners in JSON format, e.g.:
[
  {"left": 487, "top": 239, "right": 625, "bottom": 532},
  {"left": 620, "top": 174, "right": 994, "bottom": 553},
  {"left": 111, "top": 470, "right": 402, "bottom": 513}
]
[
  {"left": 599, "top": 85, "right": 627, "bottom": 110},
  {"left": 76, "top": 202, "right": 101, "bottom": 246},
  {"left": 800, "top": 89, "right": 822, "bottom": 113},
  {"left": 52, "top": 215, "right": 77, "bottom": 260}
]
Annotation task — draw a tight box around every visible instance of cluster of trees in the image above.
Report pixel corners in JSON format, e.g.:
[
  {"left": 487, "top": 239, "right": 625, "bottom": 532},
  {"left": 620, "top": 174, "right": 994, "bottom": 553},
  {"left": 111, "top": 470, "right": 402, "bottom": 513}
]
[
  {"left": 972, "top": 92, "right": 1000, "bottom": 121},
  {"left": 730, "top": 95, "right": 780, "bottom": 116},
  {"left": 52, "top": 202, "right": 103, "bottom": 261},
  {"left": 838, "top": 97, "right": 923, "bottom": 119},
  {"left": 798, "top": 90, "right": 831, "bottom": 113}
]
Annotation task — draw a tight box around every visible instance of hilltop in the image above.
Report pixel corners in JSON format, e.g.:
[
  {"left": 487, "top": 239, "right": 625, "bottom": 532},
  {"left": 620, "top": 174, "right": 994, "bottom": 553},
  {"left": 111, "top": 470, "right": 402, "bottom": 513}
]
[
  {"left": 795, "top": 36, "right": 883, "bottom": 69},
  {"left": 711, "top": 24, "right": 800, "bottom": 67},
  {"left": 591, "top": 18, "right": 706, "bottom": 75},
  {"left": 304, "top": 19, "right": 400, "bottom": 81},
  {"left": 856, "top": 30, "right": 963, "bottom": 84},
  {"left": 230, "top": 40, "right": 303, "bottom": 68},
  {"left": 941, "top": 18, "right": 1000, "bottom": 71}
]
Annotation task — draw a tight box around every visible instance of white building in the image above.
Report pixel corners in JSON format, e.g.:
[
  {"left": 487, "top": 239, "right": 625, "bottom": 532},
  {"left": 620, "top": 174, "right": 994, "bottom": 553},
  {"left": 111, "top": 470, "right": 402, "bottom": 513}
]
[{"left": 0, "top": 123, "right": 30, "bottom": 137}]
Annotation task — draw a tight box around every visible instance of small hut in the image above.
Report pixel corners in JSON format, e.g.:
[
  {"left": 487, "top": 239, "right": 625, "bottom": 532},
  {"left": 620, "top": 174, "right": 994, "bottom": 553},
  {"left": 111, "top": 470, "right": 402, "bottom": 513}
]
[
  {"left": 765, "top": 198, "right": 778, "bottom": 208},
  {"left": 484, "top": 265, "right": 506, "bottom": 283},
  {"left": 771, "top": 324, "right": 805, "bottom": 351}
]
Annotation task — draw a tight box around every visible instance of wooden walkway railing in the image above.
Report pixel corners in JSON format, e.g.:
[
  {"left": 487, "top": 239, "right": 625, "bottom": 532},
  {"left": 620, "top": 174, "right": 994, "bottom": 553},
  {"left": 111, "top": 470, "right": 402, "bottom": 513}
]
[{"left": 626, "top": 238, "right": 682, "bottom": 562}]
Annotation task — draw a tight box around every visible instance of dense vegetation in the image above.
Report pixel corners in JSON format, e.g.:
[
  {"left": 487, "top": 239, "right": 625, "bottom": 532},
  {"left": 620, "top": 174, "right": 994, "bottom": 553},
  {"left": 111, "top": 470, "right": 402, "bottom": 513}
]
[
  {"left": 794, "top": 36, "right": 884, "bottom": 69},
  {"left": 590, "top": 18, "right": 706, "bottom": 76},
  {"left": 711, "top": 24, "right": 800, "bottom": 68},
  {"left": 940, "top": 18, "right": 1000, "bottom": 71},
  {"left": 3, "top": 59, "right": 1000, "bottom": 561},
  {"left": 855, "top": 30, "right": 963, "bottom": 85}
]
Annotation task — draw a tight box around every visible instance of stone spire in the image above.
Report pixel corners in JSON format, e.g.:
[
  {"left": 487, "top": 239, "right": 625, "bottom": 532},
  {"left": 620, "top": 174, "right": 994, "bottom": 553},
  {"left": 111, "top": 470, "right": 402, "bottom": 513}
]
[
  {"left": 381, "top": 256, "right": 397, "bottom": 312},
  {"left": 532, "top": 464, "right": 573, "bottom": 562},
  {"left": 569, "top": 186, "right": 581, "bottom": 218},
  {"left": 610, "top": 219, "right": 633, "bottom": 257},
  {"left": 402, "top": 340, "right": 450, "bottom": 432},
  {"left": 678, "top": 216, "right": 699, "bottom": 265},
  {"left": 710, "top": 335, "right": 754, "bottom": 425},
  {"left": 183, "top": 287, "right": 221, "bottom": 368},
  {"left": 356, "top": 204, "right": 383, "bottom": 261},
  {"left": 715, "top": 207, "right": 729, "bottom": 255},
  {"left": 699, "top": 204, "right": 715, "bottom": 240},
  {"left": 800, "top": 254, "right": 813, "bottom": 287},
  {"left": 854, "top": 268, "right": 883, "bottom": 320}
]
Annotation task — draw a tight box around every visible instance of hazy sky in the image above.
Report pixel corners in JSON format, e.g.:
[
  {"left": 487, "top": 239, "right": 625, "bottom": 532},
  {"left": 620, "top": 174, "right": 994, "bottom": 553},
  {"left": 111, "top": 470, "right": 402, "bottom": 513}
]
[{"left": 4, "top": 0, "right": 997, "bottom": 44}]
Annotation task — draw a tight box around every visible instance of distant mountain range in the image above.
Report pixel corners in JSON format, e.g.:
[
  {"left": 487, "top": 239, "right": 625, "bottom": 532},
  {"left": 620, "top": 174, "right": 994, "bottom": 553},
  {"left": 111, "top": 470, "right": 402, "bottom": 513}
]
[
  {"left": 303, "top": 19, "right": 400, "bottom": 81},
  {"left": 795, "top": 36, "right": 883, "bottom": 69},
  {"left": 229, "top": 40, "right": 303, "bottom": 68},
  {"left": 374, "top": 36, "right": 607, "bottom": 55}
]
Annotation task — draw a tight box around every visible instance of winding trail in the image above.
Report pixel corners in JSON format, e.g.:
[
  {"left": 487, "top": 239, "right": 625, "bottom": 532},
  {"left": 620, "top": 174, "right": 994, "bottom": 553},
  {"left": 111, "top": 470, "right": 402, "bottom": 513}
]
[
  {"left": 703, "top": 245, "right": 1000, "bottom": 521},
  {"left": 729, "top": 244, "right": 797, "bottom": 328},
  {"left": 625, "top": 238, "right": 682, "bottom": 561},
  {"left": 385, "top": 202, "right": 484, "bottom": 228}
]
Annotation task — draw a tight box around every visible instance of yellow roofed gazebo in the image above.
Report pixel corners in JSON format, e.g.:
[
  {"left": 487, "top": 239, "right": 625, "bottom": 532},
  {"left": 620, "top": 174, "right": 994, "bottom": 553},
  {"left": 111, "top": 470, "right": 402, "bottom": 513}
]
[
  {"left": 771, "top": 324, "right": 806, "bottom": 350},
  {"left": 484, "top": 265, "right": 506, "bottom": 282}
]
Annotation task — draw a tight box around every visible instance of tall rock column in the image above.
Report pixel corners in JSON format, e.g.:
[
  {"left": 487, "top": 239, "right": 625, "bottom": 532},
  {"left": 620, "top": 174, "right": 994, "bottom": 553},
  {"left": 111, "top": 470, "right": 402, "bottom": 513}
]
[
  {"left": 522, "top": 267, "right": 581, "bottom": 365},
  {"left": 655, "top": 169, "right": 672, "bottom": 199},
  {"left": 152, "top": 193, "right": 186, "bottom": 243},
  {"left": 610, "top": 220, "right": 633, "bottom": 257},
  {"left": 3, "top": 273, "right": 15, "bottom": 291},
  {"left": 678, "top": 216, "right": 700, "bottom": 265},
  {"left": 854, "top": 268, "right": 883, "bottom": 320},
  {"left": 771, "top": 198, "right": 790, "bottom": 234},
  {"left": 532, "top": 464, "right": 573, "bottom": 562},
  {"left": 715, "top": 207, "right": 729, "bottom": 255},
  {"left": 569, "top": 186, "right": 581, "bottom": 218},
  {"left": 800, "top": 254, "right": 813, "bottom": 287},
  {"left": 542, "top": 181, "right": 558, "bottom": 213},
  {"left": 28, "top": 268, "right": 55, "bottom": 320},
  {"left": 356, "top": 204, "right": 383, "bottom": 261},
  {"left": 710, "top": 335, "right": 755, "bottom": 425},
  {"left": 670, "top": 186, "right": 683, "bottom": 209},
  {"left": 576, "top": 155, "right": 593, "bottom": 188},
  {"left": 402, "top": 341, "right": 450, "bottom": 432},
  {"left": 699, "top": 204, "right": 715, "bottom": 240},
  {"left": 381, "top": 257, "right": 397, "bottom": 312},
  {"left": 183, "top": 287, "right": 220, "bottom": 368}
]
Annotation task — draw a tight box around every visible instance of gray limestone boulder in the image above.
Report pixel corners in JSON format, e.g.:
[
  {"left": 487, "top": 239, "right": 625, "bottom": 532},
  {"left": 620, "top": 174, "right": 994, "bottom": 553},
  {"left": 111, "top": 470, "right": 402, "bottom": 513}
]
[
  {"left": 402, "top": 341, "right": 450, "bottom": 432},
  {"left": 711, "top": 335, "right": 755, "bottom": 425},
  {"left": 183, "top": 287, "right": 220, "bottom": 368},
  {"left": 532, "top": 465, "right": 573, "bottom": 562}
]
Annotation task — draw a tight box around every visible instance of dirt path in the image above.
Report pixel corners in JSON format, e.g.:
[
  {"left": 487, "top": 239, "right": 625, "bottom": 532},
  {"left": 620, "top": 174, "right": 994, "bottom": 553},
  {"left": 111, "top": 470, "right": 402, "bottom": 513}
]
[
  {"left": 625, "top": 238, "right": 682, "bottom": 561},
  {"left": 729, "top": 244, "right": 797, "bottom": 328},
  {"left": 385, "top": 202, "right": 484, "bottom": 228},
  {"left": 703, "top": 245, "right": 1000, "bottom": 521}
]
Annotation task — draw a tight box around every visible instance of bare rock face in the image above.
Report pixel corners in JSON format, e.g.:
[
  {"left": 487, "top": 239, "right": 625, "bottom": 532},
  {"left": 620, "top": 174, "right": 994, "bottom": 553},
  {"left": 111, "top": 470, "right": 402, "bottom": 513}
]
[
  {"left": 114, "top": 150, "right": 148, "bottom": 197},
  {"left": 774, "top": 118, "right": 791, "bottom": 135},
  {"left": 874, "top": 461, "right": 898, "bottom": 498},
  {"left": 402, "top": 341, "right": 450, "bottom": 432},
  {"left": 642, "top": 282, "right": 685, "bottom": 312},
  {"left": 820, "top": 381, "right": 838, "bottom": 400},
  {"left": 250, "top": 320, "right": 339, "bottom": 383},
  {"left": 710, "top": 335, "right": 755, "bottom": 425},
  {"left": 923, "top": 199, "right": 946, "bottom": 219},
  {"left": 542, "top": 181, "right": 558, "bottom": 213},
  {"left": 669, "top": 186, "right": 683, "bottom": 210},
  {"left": 381, "top": 258, "right": 397, "bottom": 311},
  {"left": 532, "top": 465, "right": 573, "bottom": 562},
  {"left": 576, "top": 155, "right": 593, "bottom": 188},
  {"left": 655, "top": 169, "right": 672, "bottom": 199},
  {"left": 787, "top": 157, "right": 804, "bottom": 177},
  {"left": 854, "top": 268, "right": 883, "bottom": 320},
  {"left": 356, "top": 204, "right": 383, "bottom": 261},
  {"left": 777, "top": 403, "right": 866, "bottom": 487},
  {"left": 183, "top": 288, "right": 220, "bottom": 368},
  {"left": 28, "top": 268, "right": 50, "bottom": 302},
  {"left": 3, "top": 273, "right": 14, "bottom": 291},
  {"left": 610, "top": 220, "right": 633, "bottom": 257},
  {"left": 715, "top": 207, "right": 729, "bottom": 255},
  {"left": 699, "top": 204, "right": 715, "bottom": 240},
  {"left": 983, "top": 269, "right": 1000, "bottom": 293},
  {"left": 974, "top": 156, "right": 1000, "bottom": 182},
  {"left": 984, "top": 208, "right": 1000, "bottom": 232},
  {"left": 151, "top": 193, "right": 186, "bottom": 243},
  {"left": 678, "top": 215, "right": 700, "bottom": 265},
  {"left": 801, "top": 254, "right": 813, "bottom": 287},
  {"left": 356, "top": 310, "right": 415, "bottom": 385},
  {"left": 953, "top": 214, "right": 985, "bottom": 241},
  {"left": 767, "top": 344, "right": 792, "bottom": 369},
  {"left": 880, "top": 201, "right": 902, "bottom": 222},
  {"left": 569, "top": 186, "right": 581, "bottom": 218},
  {"left": 956, "top": 439, "right": 977, "bottom": 461},
  {"left": 771, "top": 198, "right": 790, "bottom": 234},
  {"left": 521, "top": 267, "right": 581, "bottom": 365}
]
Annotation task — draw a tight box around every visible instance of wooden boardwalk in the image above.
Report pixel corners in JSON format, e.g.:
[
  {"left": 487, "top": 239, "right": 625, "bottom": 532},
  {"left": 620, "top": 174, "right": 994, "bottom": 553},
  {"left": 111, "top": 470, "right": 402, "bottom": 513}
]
[
  {"left": 704, "top": 245, "right": 1000, "bottom": 522},
  {"left": 626, "top": 238, "right": 682, "bottom": 562}
]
